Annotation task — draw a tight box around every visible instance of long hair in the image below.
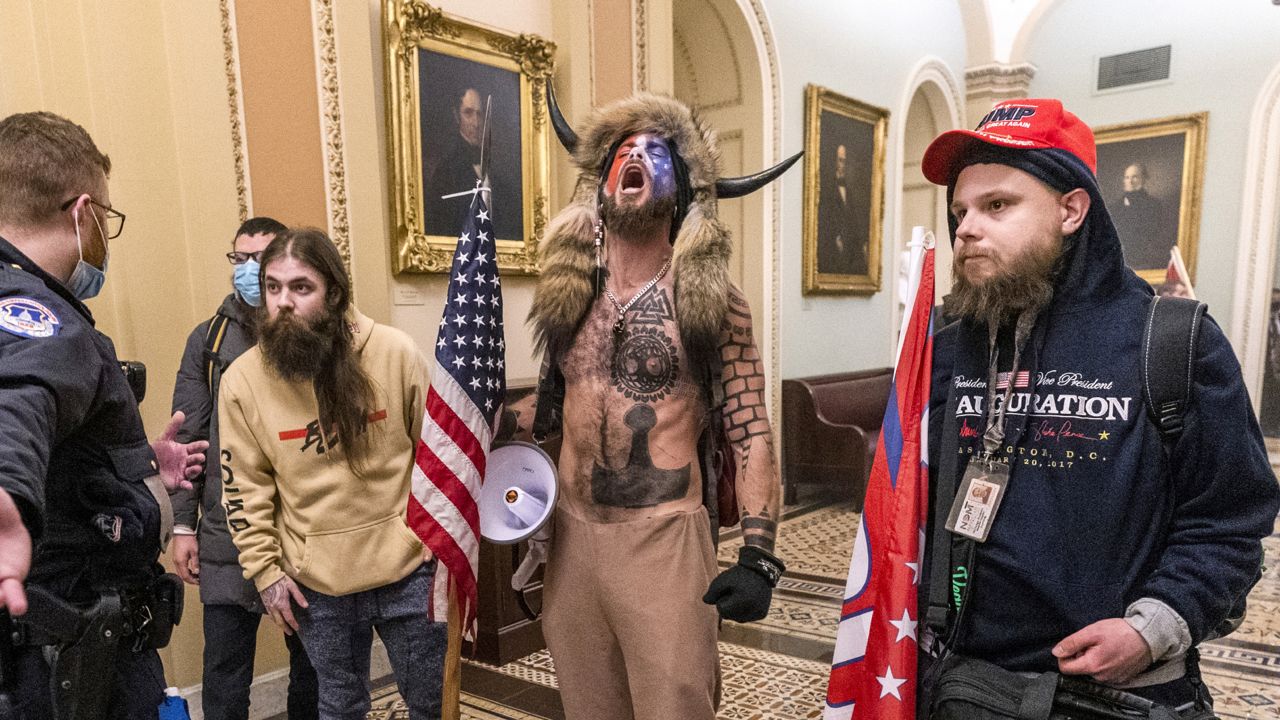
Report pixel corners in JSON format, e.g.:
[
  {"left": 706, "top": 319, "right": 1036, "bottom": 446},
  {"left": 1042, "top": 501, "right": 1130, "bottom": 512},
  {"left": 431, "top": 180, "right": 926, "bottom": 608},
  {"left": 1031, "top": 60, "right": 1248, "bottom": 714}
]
[{"left": 259, "top": 228, "right": 378, "bottom": 475}]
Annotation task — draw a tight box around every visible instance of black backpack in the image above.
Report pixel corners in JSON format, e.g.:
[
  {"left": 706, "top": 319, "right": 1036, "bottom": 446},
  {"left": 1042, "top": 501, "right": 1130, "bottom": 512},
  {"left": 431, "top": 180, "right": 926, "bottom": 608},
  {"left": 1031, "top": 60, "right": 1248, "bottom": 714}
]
[
  {"left": 927, "top": 296, "right": 1260, "bottom": 645},
  {"left": 1140, "top": 295, "right": 1261, "bottom": 640}
]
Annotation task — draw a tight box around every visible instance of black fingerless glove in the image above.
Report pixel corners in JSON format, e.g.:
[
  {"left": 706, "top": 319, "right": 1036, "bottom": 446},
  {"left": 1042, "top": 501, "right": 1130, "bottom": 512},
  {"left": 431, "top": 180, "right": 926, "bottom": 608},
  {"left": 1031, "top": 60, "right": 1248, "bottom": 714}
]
[{"left": 701, "top": 546, "right": 786, "bottom": 623}]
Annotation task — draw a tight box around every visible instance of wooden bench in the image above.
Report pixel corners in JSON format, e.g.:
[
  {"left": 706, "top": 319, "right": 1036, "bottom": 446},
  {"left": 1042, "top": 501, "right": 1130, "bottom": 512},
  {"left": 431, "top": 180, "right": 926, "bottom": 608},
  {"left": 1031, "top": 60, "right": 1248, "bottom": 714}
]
[{"left": 781, "top": 368, "right": 893, "bottom": 509}]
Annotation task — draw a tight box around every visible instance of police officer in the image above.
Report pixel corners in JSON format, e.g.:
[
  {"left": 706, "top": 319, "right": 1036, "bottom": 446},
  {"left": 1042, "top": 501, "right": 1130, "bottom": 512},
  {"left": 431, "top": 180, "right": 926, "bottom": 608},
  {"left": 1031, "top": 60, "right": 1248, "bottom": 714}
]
[{"left": 0, "top": 111, "right": 208, "bottom": 719}]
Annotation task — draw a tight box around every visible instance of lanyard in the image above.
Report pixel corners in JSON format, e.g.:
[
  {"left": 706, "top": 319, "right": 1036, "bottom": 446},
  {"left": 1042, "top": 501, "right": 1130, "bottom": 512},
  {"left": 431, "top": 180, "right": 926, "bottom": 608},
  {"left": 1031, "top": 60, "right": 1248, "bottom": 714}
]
[{"left": 979, "top": 310, "right": 1036, "bottom": 463}]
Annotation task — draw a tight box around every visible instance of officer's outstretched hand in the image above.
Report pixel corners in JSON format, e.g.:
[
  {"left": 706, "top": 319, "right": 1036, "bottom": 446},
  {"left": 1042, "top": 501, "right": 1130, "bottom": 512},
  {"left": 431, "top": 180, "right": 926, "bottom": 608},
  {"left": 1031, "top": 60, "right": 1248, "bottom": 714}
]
[
  {"left": 1053, "top": 618, "right": 1154, "bottom": 685},
  {"left": 0, "top": 488, "right": 31, "bottom": 616},
  {"left": 702, "top": 546, "right": 785, "bottom": 623},
  {"left": 153, "top": 411, "right": 208, "bottom": 493},
  {"left": 261, "top": 575, "right": 309, "bottom": 635}
]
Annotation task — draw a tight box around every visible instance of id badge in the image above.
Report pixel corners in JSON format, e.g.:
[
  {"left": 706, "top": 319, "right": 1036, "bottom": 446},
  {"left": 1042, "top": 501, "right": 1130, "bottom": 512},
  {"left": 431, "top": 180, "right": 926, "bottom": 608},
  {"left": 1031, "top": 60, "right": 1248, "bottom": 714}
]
[{"left": 944, "top": 457, "right": 1009, "bottom": 543}]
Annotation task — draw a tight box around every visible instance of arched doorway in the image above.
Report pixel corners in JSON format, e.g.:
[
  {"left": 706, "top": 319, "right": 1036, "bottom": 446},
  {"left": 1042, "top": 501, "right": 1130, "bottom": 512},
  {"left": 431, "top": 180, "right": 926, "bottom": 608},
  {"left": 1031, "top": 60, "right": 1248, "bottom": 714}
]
[
  {"left": 890, "top": 61, "right": 963, "bottom": 336},
  {"left": 672, "top": 0, "right": 779, "bottom": 401},
  {"left": 1232, "top": 61, "right": 1280, "bottom": 432}
]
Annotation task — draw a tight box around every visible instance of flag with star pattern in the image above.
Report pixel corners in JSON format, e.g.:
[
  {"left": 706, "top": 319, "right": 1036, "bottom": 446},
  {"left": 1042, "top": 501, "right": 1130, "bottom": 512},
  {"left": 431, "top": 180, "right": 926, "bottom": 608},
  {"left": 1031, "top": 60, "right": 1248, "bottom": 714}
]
[
  {"left": 407, "top": 189, "right": 506, "bottom": 635},
  {"left": 824, "top": 246, "right": 934, "bottom": 719}
]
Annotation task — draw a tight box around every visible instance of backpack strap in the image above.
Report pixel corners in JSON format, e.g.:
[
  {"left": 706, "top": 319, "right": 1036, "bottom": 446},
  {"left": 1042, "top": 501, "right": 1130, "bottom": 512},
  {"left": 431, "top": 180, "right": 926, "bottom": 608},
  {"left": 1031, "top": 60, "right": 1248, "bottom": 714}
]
[
  {"left": 531, "top": 349, "right": 566, "bottom": 444},
  {"left": 203, "top": 311, "right": 232, "bottom": 394},
  {"left": 925, "top": 376, "right": 965, "bottom": 637},
  {"left": 1141, "top": 296, "right": 1207, "bottom": 447}
]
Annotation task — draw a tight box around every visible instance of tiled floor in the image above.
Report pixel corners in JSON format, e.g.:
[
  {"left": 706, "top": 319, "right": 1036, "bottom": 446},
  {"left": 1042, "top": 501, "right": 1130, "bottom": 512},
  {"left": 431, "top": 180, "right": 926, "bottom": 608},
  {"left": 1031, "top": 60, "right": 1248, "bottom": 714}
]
[{"left": 364, "top": 492, "right": 1280, "bottom": 719}]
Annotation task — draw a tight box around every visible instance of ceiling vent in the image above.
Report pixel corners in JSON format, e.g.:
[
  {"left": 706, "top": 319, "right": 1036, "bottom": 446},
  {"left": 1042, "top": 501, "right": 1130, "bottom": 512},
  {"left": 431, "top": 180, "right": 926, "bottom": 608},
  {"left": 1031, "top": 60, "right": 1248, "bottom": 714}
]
[{"left": 1097, "top": 45, "right": 1171, "bottom": 91}]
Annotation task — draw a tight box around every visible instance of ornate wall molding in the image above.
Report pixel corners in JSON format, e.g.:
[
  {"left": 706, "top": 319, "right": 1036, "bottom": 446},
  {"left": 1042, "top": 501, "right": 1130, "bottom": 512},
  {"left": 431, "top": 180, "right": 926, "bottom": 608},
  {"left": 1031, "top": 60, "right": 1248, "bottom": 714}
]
[
  {"left": 219, "top": 0, "right": 251, "bottom": 221},
  {"left": 965, "top": 62, "right": 1037, "bottom": 127},
  {"left": 632, "top": 0, "right": 648, "bottom": 91},
  {"left": 1230, "top": 62, "right": 1280, "bottom": 407},
  {"left": 886, "top": 56, "right": 965, "bottom": 340},
  {"left": 312, "top": 0, "right": 353, "bottom": 276},
  {"left": 673, "top": 31, "right": 699, "bottom": 104},
  {"left": 385, "top": 1, "right": 554, "bottom": 275},
  {"left": 672, "top": 0, "right": 744, "bottom": 113},
  {"left": 734, "top": 0, "right": 782, "bottom": 424},
  {"left": 696, "top": 0, "right": 743, "bottom": 111},
  {"left": 964, "top": 62, "right": 1037, "bottom": 97}
]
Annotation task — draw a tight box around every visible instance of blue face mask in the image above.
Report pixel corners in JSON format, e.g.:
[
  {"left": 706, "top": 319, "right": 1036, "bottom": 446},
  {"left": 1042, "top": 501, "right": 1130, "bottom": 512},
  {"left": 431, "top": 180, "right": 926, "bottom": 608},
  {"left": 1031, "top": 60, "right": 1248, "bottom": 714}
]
[
  {"left": 233, "top": 259, "right": 262, "bottom": 307},
  {"left": 68, "top": 206, "right": 108, "bottom": 301}
]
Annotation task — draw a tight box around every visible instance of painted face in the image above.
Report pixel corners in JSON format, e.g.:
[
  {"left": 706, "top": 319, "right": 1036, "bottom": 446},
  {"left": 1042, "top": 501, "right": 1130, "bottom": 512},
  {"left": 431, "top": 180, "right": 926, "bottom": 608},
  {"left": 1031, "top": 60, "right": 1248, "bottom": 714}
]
[{"left": 602, "top": 132, "right": 677, "bottom": 204}]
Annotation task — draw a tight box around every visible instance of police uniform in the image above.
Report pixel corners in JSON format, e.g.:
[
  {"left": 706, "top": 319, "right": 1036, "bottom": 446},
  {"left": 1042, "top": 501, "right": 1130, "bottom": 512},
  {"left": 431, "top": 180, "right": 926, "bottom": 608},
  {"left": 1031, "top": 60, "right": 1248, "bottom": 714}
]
[{"left": 0, "top": 236, "right": 173, "bottom": 720}]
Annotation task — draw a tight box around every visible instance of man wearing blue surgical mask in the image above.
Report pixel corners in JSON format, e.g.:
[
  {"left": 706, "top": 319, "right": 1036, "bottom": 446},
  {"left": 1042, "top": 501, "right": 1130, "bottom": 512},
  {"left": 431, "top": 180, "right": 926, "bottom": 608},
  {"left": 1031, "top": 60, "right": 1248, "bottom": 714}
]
[
  {"left": 0, "top": 111, "right": 209, "bottom": 719},
  {"left": 169, "top": 217, "right": 320, "bottom": 720}
]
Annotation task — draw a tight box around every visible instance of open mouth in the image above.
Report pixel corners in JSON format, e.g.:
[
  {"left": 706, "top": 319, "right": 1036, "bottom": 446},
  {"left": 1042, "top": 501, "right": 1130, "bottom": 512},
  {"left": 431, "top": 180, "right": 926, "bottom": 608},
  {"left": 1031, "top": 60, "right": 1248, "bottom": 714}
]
[{"left": 620, "top": 164, "right": 647, "bottom": 194}]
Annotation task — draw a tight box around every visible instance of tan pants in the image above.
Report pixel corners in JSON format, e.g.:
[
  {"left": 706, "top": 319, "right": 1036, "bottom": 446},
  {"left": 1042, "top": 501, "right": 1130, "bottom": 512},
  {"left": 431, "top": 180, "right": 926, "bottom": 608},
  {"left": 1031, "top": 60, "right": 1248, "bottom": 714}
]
[{"left": 542, "top": 507, "right": 721, "bottom": 720}]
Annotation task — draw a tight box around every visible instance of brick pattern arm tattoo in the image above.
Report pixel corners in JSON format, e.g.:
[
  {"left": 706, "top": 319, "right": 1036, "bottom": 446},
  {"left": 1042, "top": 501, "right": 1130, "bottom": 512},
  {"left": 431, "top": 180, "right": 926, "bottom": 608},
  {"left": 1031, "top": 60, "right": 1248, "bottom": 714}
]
[{"left": 719, "top": 287, "right": 781, "bottom": 553}]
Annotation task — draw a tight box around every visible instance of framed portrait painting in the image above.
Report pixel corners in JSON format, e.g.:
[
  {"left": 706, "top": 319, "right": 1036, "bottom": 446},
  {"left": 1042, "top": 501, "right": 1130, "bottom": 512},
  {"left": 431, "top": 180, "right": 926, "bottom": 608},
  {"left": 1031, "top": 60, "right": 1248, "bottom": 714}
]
[
  {"left": 802, "top": 85, "right": 888, "bottom": 295},
  {"left": 1093, "top": 112, "right": 1207, "bottom": 285},
  {"left": 384, "top": 1, "right": 555, "bottom": 274}
]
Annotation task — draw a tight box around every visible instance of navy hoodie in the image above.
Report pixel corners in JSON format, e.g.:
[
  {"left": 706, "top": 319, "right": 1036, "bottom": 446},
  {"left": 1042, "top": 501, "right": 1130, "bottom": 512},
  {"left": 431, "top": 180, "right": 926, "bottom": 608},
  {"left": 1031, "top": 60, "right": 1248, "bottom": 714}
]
[{"left": 927, "top": 149, "right": 1280, "bottom": 673}]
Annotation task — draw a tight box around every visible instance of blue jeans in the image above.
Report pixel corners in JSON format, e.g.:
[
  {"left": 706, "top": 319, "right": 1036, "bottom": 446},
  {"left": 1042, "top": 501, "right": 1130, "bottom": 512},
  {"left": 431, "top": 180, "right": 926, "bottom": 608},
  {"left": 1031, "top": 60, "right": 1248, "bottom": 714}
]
[{"left": 294, "top": 562, "right": 447, "bottom": 720}]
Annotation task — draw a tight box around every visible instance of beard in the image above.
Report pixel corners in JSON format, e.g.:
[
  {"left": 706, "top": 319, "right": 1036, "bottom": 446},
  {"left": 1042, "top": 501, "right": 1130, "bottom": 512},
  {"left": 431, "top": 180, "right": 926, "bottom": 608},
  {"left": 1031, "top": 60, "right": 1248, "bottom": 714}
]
[
  {"left": 950, "top": 233, "right": 1064, "bottom": 329},
  {"left": 601, "top": 190, "right": 676, "bottom": 237},
  {"left": 259, "top": 307, "right": 340, "bottom": 382}
]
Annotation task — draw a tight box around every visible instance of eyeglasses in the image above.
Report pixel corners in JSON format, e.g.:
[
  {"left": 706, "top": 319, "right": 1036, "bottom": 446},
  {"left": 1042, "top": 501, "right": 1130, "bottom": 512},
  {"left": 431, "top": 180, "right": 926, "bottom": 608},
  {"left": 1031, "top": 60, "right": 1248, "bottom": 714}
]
[
  {"left": 226, "top": 251, "right": 264, "bottom": 265},
  {"left": 60, "top": 196, "right": 126, "bottom": 239}
]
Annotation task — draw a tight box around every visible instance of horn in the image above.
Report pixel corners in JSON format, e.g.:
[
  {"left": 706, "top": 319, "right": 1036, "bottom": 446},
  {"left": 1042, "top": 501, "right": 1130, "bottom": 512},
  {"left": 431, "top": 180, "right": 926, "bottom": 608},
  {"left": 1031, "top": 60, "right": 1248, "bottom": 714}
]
[
  {"left": 546, "top": 80, "right": 578, "bottom": 153},
  {"left": 715, "top": 151, "right": 803, "bottom": 199}
]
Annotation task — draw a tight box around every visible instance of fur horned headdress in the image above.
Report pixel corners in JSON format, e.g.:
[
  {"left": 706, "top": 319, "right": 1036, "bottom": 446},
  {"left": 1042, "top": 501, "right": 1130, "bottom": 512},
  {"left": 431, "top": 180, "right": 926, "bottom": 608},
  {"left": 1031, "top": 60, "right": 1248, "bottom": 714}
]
[{"left": 528, "top": 86, "right": 800, "bottom": 364}]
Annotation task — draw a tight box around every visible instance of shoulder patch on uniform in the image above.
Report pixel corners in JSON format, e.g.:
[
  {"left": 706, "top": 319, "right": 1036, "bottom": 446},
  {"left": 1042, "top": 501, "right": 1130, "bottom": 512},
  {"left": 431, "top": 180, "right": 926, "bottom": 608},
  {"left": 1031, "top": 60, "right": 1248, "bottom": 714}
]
[{"left": 0, "top": 297, "right": 62, "bottom": 338}]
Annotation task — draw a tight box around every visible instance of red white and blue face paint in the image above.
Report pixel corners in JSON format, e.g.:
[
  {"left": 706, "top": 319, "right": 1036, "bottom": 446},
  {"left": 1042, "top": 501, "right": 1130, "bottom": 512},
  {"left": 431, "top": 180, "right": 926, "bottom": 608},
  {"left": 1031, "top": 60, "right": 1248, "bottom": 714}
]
[{"left": 603, "top": 132, "right": 676, "bottom": 202}]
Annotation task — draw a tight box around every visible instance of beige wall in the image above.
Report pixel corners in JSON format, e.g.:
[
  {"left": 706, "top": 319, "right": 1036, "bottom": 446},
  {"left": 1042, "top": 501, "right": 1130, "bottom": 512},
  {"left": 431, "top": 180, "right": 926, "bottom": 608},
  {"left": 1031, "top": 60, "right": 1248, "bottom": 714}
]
[
  {"left": 0, "top": 0, "right": 247, "bottom": 690},
  {"left": 0, "top": 0, "right": 774, "bottom": 703}
]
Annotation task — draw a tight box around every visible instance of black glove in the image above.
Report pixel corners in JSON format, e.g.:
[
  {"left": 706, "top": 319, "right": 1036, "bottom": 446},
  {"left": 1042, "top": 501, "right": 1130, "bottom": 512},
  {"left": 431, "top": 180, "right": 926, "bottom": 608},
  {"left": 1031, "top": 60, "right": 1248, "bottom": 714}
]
[{"left": 702, "top": 546, "right": 785, "bottom": 622}]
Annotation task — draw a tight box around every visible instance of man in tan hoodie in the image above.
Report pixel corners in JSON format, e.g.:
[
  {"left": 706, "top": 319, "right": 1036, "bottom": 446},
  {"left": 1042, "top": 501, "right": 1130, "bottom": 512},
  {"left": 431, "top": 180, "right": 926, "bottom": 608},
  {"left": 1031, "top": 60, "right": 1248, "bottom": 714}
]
[{"left": 219, "top": 228, "right": 445, "bottom": 720}]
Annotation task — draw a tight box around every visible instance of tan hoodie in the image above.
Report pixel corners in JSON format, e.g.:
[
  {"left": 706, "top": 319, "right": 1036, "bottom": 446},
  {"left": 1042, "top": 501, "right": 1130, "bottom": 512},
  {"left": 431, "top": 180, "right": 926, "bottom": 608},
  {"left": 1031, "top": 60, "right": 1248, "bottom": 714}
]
[{"left": 219, "top": 309, "right": 428, "bottom": 596}]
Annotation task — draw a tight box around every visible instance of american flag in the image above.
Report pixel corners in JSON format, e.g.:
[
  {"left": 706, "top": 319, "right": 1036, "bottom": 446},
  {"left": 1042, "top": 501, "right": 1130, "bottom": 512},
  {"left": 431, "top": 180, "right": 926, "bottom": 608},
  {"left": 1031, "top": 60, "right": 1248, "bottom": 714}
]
[
  {"left": 824, "top": 243, "right": 934, "bottom": 720},
  {"left": 408, "top": 188, "right": 506, "bottom": 634}
]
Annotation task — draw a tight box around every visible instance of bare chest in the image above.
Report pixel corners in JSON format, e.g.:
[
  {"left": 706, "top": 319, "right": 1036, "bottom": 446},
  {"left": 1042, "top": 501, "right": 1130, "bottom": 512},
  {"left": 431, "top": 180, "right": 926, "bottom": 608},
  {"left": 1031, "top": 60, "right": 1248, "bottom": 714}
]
[
  {"left": 561, "top": 284, "right": 700, "bottom": 402},
  {"left": 557, "top": 283, "right": 708, "bottom": 516}
]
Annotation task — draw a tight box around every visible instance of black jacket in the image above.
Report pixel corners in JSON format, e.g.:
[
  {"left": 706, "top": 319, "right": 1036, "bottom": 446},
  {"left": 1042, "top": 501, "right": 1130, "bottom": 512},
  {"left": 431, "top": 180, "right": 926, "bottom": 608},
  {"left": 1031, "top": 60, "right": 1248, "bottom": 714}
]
[
  {"left": 927, "top": 151, "right": 1279, "bottom": 673},
  {"left": 0, "top": 236, "right": 162, "bottom": 600},
  {"left": 170, "top": 292, "right": 261, "bottom": 609}
]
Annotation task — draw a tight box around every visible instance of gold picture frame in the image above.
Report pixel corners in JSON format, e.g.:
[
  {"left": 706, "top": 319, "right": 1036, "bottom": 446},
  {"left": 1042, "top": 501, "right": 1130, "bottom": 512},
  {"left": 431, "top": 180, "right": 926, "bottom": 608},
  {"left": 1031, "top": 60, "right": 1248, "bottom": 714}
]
[
  {"left": 1093, "top": 112, "right": 1207, "bottom": 285},
  {"left": 384, "top": 1, "right": 555, "bottom": 274},
  {"left": 802, "top": 85, "right": 888, "bottom": 295}
]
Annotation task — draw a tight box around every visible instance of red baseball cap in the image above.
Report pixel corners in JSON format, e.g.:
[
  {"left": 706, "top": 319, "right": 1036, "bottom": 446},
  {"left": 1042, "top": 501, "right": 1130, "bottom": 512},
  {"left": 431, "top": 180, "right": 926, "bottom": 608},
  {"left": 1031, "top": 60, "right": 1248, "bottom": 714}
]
[{"left": 921, "top": 98, "right": 1097, "bottom": 185}]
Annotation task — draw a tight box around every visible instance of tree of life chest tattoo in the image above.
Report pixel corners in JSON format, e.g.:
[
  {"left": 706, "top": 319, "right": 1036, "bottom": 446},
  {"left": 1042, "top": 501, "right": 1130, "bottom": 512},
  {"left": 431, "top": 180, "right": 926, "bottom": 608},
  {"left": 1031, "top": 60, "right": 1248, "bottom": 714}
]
[
  {"left": 591, "top": 403, "right": 690, "bottom": 507},
  {"left": 610, "top": 287, "right": 679, "bottom": 403}
]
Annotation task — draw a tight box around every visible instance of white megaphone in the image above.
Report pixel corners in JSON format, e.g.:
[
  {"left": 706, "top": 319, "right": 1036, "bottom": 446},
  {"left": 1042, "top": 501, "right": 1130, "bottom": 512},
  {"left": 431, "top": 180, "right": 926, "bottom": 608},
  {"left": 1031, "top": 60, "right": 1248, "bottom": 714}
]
[{"left": 479, "top": 442, "right": 558, "bottom": 545}]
